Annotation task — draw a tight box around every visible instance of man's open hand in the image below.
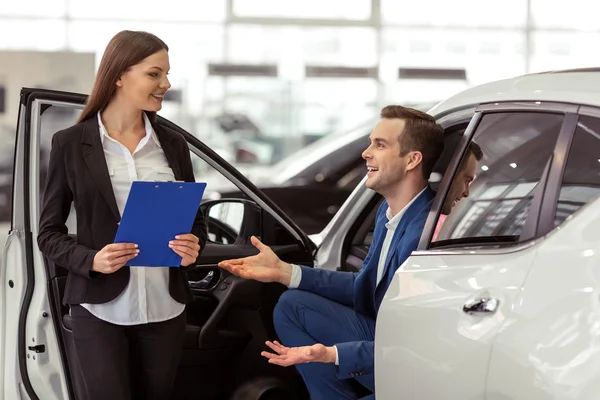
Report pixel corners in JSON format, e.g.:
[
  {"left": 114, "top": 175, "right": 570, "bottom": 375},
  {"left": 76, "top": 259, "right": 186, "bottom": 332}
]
[
  {"left": 260, "top": 341, "right": 336, "bottom": 367},
  {"left": 218, "top": 236, "right": 292, "bottom": 286}
]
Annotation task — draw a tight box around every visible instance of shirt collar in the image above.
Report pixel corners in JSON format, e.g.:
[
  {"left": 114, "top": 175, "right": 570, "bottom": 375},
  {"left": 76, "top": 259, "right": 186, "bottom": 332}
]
[
  {"left": 97, "top": 111, "right": 161, "bottom": 148},
  {"left": 385, "top": 187, "right": 427, "bottom": 229}
]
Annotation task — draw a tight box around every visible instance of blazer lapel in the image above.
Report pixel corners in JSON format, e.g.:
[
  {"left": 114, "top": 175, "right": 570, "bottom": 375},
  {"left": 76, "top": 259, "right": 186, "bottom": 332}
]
[
  {"left": 153, "top": 123, "right": 183, "bottom": 180},
  {"left": 377, "top": 187, "right": 436, "bottom": 288},
  {"left": 81, "top": 118, "right": 121, "bottom": 222}
]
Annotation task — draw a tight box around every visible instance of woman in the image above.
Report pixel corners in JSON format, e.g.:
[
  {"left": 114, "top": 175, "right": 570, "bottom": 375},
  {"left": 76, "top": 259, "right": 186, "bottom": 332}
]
[{"left": 37, "top": 30, "right": 207, "bottom": 400}]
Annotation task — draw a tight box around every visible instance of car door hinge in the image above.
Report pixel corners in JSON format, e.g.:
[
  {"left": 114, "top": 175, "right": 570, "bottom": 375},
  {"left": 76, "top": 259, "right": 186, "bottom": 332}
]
[{"left": 27, "top": 344, "right": 45, "bottom": 353}]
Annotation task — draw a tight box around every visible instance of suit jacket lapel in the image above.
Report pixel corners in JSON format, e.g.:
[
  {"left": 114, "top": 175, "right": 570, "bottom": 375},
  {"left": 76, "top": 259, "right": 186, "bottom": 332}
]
[
  {"left": 377, "top": 187, "right": 436, "bottom": 288},
  {"left": 81, "top": 118, "right": 121, "bottom": 222}
]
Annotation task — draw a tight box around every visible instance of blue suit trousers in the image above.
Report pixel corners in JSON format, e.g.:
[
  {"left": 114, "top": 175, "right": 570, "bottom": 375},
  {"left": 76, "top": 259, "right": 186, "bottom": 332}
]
[{"left": 273, "top": 290, "right": 376, "bottom": 400}]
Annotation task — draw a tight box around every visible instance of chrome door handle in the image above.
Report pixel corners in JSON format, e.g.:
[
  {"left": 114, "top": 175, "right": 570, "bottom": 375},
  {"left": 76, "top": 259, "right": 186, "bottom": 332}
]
[{"left": 463, "top": 298, "right": 499, "bottom": 315}]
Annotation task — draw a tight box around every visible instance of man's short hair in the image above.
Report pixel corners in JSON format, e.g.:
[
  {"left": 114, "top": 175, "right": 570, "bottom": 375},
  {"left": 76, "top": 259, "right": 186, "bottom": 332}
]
[
  {"left": 459, "top": 141, "right": 484, "bottom": 172},
  {"left": 380, "top": 105, "right": 445, "bottom": 180}
]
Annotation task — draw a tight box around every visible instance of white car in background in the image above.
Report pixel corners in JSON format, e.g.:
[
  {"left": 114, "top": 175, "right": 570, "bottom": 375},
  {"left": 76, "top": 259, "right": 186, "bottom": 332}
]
[{"left": 2, "top": 68, "right": 600, "bottom": 400}]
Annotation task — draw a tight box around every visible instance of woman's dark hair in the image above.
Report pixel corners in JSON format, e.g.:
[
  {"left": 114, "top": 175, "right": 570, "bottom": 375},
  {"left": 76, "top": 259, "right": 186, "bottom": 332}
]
[{"left": 78, "top": 30, "right": 168, "bottom": 123}]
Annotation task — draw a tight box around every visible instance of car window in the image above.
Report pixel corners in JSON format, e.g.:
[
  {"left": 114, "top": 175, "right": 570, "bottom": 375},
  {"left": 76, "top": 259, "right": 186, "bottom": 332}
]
[
  {"left": 191, "top": 150, "right": 297, "bottom": 246},
  {"left": 432, "top": 112, "right": 563, "bottom": 247},
  {"left": 554, "top": 115, "right": 600, "bottom": 226}
]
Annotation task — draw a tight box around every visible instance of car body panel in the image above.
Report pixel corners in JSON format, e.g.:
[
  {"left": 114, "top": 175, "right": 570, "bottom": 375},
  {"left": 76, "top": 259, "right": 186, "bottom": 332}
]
[
  {"left": 487, "top": 199, "right": 600, "bottom": 400},
  {"left": 375, "top": 244, "right": 539, "bottom": 399}
]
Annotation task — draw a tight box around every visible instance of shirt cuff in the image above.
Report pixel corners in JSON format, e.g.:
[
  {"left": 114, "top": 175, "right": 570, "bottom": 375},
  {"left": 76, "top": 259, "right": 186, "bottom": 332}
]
[
  {"left": 288, "top": 264, "right": 302, "bottom": 288},
  {"left": 334, "top": 345, "right": 339, "bottom": 365}
]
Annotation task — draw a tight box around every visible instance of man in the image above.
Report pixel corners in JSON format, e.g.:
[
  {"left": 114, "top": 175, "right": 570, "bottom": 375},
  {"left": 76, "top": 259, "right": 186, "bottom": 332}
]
[
  {"left": 219, "top": 105, "right": 445, "bottom": 399},
  {"left": 434, "top": 141, "right": 483, "bottom": 239},
  {"left": 441, "top": 141, "right": 483, "bottom": 216}
]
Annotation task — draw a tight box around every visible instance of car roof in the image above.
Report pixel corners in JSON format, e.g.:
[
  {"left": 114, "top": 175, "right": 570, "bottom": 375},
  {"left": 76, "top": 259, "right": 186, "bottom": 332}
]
[{"left": 428, "top": 68, "right": 600, "bottom": 117}]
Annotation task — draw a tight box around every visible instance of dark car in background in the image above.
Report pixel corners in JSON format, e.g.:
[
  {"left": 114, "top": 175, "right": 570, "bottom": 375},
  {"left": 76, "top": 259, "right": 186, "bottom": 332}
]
[{"left": 209, "top": 120, "right": 371, "bottom": 234}]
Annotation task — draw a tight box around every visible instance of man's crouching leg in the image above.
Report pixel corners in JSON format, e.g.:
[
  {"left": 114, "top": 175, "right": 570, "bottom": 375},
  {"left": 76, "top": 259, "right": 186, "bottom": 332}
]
[{"left": 272, "top": 290, "right": 374, "bottom": 400}]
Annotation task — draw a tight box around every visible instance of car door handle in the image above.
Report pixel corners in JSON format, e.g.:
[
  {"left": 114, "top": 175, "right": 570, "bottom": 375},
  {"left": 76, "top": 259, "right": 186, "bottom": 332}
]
[{"left": 463, "top": 298, "right": 499, "bottom": 315}]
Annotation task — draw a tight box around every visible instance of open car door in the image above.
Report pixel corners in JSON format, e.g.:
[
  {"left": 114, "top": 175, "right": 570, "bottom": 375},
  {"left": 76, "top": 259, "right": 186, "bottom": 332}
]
[{"left": 6, "top": 88, "right": 315, "bottom": 400}]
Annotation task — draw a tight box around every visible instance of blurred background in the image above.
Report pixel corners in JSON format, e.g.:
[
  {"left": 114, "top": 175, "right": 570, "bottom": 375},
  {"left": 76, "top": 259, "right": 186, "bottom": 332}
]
[{"left": 1, "top": 0, "right": 600, "bottom": 235}]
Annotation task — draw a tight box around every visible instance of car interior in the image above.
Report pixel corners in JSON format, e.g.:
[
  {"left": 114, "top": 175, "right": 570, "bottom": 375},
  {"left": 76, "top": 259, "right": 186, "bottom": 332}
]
[{"left": 32, "top": 100, "right": 318, "bottom": 400}]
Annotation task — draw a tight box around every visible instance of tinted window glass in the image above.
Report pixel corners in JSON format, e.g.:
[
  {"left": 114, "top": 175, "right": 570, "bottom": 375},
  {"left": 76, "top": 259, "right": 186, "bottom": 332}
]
[
  {"left": 555, "top": 115, "right": 600, "bottom": 226},
  {"left": 433, "top": 112, "right": 563, "bottom": 245}
]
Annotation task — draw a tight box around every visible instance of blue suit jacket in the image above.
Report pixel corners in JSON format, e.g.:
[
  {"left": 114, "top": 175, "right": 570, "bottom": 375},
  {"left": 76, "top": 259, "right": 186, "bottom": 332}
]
[{"left": 296, "top": 187, "right": 436, "bottom": 379}]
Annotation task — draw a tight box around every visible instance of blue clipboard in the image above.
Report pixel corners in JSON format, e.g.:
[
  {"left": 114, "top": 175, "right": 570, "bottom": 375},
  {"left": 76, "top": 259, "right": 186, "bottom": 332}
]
[{"left": 114, "top": 181, "right": 207, "bottom": 267}]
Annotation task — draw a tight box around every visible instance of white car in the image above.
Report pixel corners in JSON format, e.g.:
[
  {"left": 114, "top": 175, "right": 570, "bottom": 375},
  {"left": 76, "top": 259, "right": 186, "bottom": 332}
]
[{"left": 2, "top": 68, "right": 600, "bottom": 400}]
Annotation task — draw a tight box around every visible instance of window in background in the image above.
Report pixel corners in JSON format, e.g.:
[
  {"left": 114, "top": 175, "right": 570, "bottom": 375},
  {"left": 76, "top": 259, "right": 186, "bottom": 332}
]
[
  {"left": 67, "top": 21, "right": 224, "bottom": 60},
  {"left": 0, "top": 19, "right": 67, "bottom": 50},
  {"left": 68, "top": 0, "right": 226, "bottom": 22},
  {"left": 227, "top": 25, "right": 299, "bottom": 64},
  {"left": 0, "top": 0, "right": 66, "bottom": 18},
  {"left": 302, "top": 27, "right": 377, "bottom": 67},
  {"left": 531, "top": 0, "right": 600, "bottom": 30},
  {"left": 225, "top": 25, "right": 379, "bottom": 159},
  {"left": 300, "top": 78, "right": 378, "bottom": 136},
  {"left": 232, "top": 0, "right": 372, "bottom": 20},
  {"left": 199, "top": 75, "right": 294, "bottom": 164},
  {"left": 381, "top": 0, "right": 527, "bottom": 28},
  {"left": 381, "top": 28, "right": 525, "bottom": 100},
  {"left": 227, "top": 26, "right": 377, "bottom": 67},
  {"left": 529, "top": 32, "right": 600, "bottom": 73}
]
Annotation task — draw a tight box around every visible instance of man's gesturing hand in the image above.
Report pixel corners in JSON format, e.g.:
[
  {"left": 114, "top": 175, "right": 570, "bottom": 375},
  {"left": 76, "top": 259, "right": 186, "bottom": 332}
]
[
  {"left": 91, "top": 243, "right": 139, "bottom": 274},
  {"left": 260, "top": 341, "right": 336, "bottom": 367},
  {"left": 218, "top": 236, "right": 293, "bottom": 286}
]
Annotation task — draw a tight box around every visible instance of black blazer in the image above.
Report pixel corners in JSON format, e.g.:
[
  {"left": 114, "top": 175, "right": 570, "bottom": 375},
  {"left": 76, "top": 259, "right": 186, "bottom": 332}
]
[{"left": 37, "top": 115, "right": 207, "bottom": 306}]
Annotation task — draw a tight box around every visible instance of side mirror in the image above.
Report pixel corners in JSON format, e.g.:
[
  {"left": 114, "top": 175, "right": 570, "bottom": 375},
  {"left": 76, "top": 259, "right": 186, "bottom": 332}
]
[{"left": 200, "top": 199, "right": 261, "bottom": 245}]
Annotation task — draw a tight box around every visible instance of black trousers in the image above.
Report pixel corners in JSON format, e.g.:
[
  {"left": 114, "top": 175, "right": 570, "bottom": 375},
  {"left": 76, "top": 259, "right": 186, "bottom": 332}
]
[{"left": 70, "top": 305, "right": 186, "bottom": 400}]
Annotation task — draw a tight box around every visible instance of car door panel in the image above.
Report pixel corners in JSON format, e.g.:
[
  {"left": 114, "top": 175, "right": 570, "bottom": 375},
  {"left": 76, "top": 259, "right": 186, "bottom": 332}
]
[
  {"left": 375, "top": 249, "right": 538, "bottom": 399},
  {"left": 15, "top": 88, "right": 313, "bottom": 400},
  {"left": 486, "top": 217, "right": 600, "bottom": 400}
]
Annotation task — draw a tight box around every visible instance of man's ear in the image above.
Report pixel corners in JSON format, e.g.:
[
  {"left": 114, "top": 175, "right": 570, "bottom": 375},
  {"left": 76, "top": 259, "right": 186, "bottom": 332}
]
[{"left": 405, "top": 151, "right": 423, "bottom": 172}]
